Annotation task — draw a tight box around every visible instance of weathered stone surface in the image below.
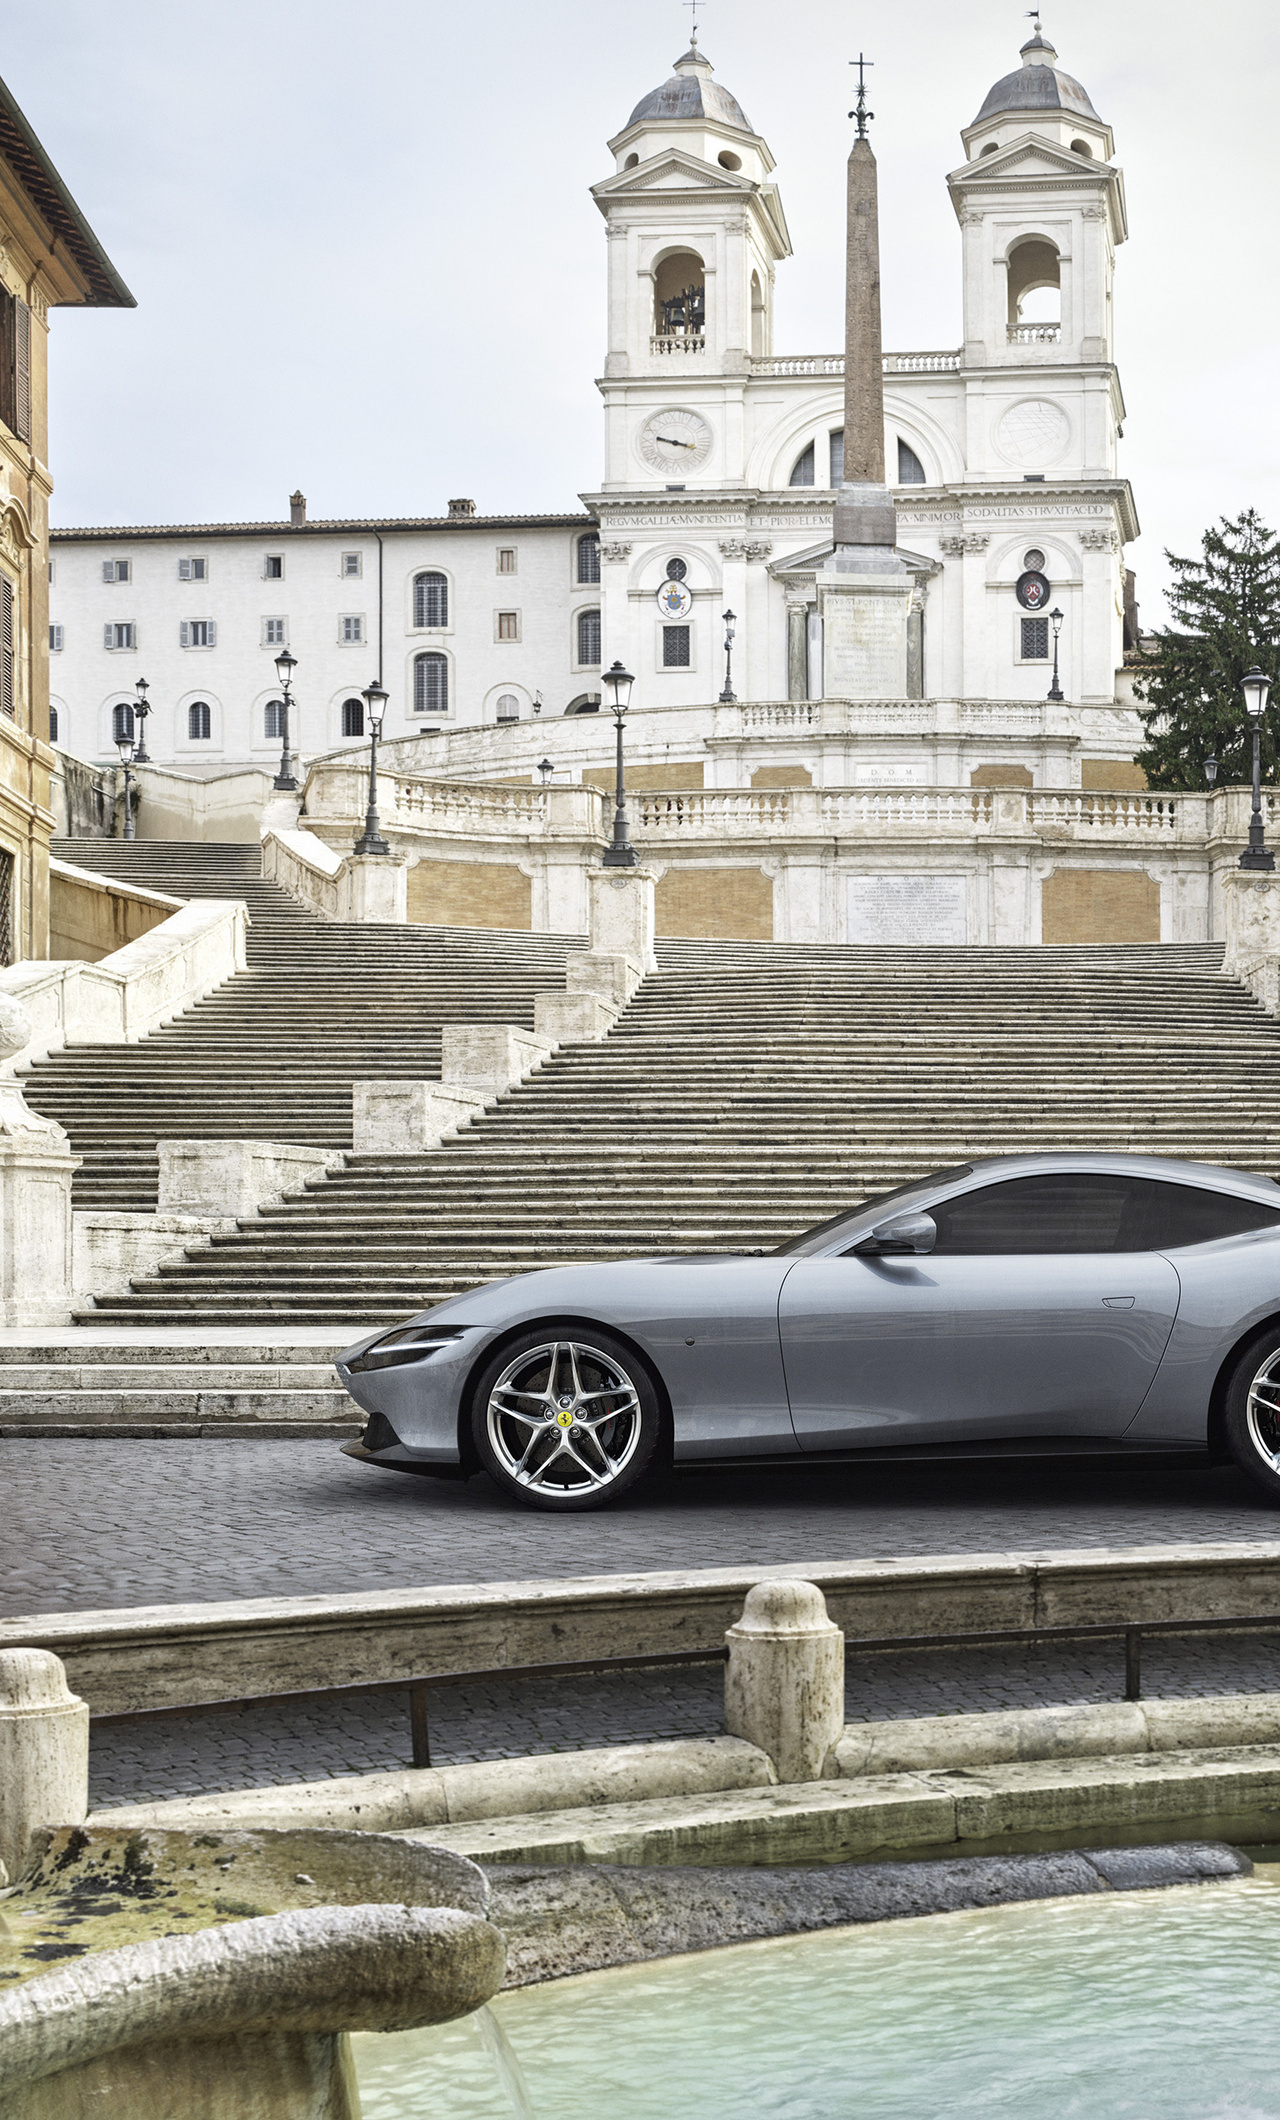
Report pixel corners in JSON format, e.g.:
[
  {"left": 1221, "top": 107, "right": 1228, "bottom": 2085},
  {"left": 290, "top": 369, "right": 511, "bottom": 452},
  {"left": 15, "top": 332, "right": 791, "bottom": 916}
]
[
  {"left": 565, "top": 951, "right": 644, "bottom": 1008},
  {"left": 586, "top": 868, "right": 659, "bottom": 973},
  {"left": 834, "top": 1702, "right": 1150, "bottom": 1776},
  {"left": 0, "top": 1650, "right": 88, "bottom": 1881},
  {"left": 351, "top": 1080, "right": 486, "bottom": 1155},
  {"left": 724, "top": 1579, "right": 844, "bottom": 1782},
  {"left": 1221, "top": 870, "right": 1280, "bottom": 1013},
  {"left": 156, "top": 1142, "right": 343, "bottom": 1221},
  {"left": 439, "top": 1023, "right": 555, "bottom": 1095},
  {"left": 533, "top": 991, "right": 617, "bottom": 1044}
]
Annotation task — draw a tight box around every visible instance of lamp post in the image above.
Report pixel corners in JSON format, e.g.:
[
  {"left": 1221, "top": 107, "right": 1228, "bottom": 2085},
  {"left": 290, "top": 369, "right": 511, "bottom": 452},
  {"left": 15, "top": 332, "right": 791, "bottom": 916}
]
[
  {"left": 272, "top": 647, "right": 299, "bottom": 792},
  {"left": 132, "top": 677, "right": 151, "bottom": 764},
  {"left": 1047, "top": 607, "right": 1065, "bottom": 703},
  {"left": 115, "top": 732, "right": 136, "bottom": 841},
  {"left": 537, "top": 757, "right": 554, "bottom": 786},
  {"left": 1204, "top": 755, "right": 1219, "bottom": 939},
  {"left": 1238, "top": 666, "right": 1274, "bottom": 872},
  {"left": 600, "top": 659, "right": 637, "bottom": 868},
  {"left": 353, "top": 682, "right": 390, "bottom": 856},
  {"left": 719, "top": 608, "right": 737, "bottom": 705}
]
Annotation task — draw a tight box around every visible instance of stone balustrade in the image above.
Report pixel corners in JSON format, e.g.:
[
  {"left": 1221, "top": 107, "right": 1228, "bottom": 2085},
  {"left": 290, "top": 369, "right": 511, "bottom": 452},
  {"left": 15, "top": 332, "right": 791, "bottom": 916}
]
[{"left": 750, "top": 350, "right": 962, "bottom": 375}]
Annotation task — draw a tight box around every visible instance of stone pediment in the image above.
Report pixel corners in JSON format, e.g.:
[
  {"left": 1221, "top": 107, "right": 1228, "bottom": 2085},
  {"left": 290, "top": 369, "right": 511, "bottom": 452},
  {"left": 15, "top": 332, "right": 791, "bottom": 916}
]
[
  {"left": 771, "top": 539, "right": 940, "bottom": 579},
  {"left": 593, "top": 151, "right": 750, "bottom": 199},
  {"left": 949, "top": 133, "right": 1115, "bottom": 186}
]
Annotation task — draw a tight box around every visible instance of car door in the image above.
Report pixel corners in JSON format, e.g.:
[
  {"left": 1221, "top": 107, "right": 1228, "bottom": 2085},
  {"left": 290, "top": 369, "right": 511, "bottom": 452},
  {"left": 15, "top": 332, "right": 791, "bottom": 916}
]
[{"left": 779, "top": 1170, "right": 1181, "bottom": 1450}]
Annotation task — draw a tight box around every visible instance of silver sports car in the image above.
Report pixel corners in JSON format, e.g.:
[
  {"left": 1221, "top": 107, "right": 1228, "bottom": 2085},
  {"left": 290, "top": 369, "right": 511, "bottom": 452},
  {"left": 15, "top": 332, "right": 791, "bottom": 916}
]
[{"left": 337, "top": 1153, "right": 1280, "bottom": 1513}]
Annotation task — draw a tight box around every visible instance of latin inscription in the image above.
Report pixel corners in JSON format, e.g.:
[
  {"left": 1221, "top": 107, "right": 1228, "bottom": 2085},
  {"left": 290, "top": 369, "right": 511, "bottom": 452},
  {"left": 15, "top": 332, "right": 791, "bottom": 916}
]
[{"left": 847, "top": 874, "right": 968, "bottom": 945}]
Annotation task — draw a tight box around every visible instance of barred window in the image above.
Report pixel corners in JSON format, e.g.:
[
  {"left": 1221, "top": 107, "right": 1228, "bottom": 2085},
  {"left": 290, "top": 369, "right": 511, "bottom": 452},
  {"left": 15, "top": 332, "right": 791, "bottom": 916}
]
[
  {"left": 188, "top": 701, "right": 211, "bottom": 740},
  {"left": 576, "top": 608, "right": 601, "bottom": 665},
  {"left": 49, "top": 703, "right": 58, "bottom": 743},
  {"left": 897, "top": 437, "right": 927, "bottom": 484},
  {"left": 341, "top": 697, "right": 364, "bottom": 737},
  {"left": 1021, "top": 617, "right": 1049, "bottom": 659},
  {"left": 264, "top": 699, "right": 285, "bottom": 739},
  {"left": 414, "top": 571, "right": 448, "bottom": 628},
  {"left": 414, "top": 651, "right": 448, "bottom": 715},
  {"left": 577, "top": 533, "right": 601, "bottom": 584},
  {"left": 112, "top": 702, "right": 135, "bottom": 743},
  {"left": 662, "top": 624, "right": 691, "bottom": 668}
]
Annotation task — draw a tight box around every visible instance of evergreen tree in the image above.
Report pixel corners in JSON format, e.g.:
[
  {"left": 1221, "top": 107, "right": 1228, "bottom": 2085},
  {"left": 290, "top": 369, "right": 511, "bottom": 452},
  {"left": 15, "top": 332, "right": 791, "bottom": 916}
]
[{"left": 1134, "top": 510, "right": 1280, "bottom": 790}]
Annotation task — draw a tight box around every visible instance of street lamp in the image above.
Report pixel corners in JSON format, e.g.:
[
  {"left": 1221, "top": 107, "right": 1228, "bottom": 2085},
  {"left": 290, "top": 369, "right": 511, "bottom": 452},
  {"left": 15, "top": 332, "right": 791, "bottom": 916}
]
[
  {"left": 537, "top": 757, "right": 554, "bottom": 785},
  {"left": 1047, "top": 607, "right": 1065, "bottom": 703},
  {"left": 719, "top": 609, "right": 737, "bottom": 705},
  {"left": 115, "top": 731, "right": 136, "bottom": 841},
  {"left": 353, "top": 682, "right": 390, "bottom": 856},
  {"left": 1204, "top": 755, "right": 1220, "bottom": 940},
  {"left": 272, "top": 647, "right": 299, "bottom": 792},
  {"left": 601, "top": 659, "right": 637, "bottom": 868},
  {"left": 1203, "top": 755, "right": 1219, "bottom": 789},
  {"left": 133, "top": 677, "right": 151, "bottom": 763},
  {"left": 1238, "top": 666, "right": 1274, "bottom": 872}
]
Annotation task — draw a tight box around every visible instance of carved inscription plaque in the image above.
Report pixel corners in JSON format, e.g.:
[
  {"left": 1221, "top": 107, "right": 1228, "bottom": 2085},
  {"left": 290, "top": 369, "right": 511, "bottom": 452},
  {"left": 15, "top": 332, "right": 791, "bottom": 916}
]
[{"left": 847, "top": 873, "right": 968, "bottom": 945}]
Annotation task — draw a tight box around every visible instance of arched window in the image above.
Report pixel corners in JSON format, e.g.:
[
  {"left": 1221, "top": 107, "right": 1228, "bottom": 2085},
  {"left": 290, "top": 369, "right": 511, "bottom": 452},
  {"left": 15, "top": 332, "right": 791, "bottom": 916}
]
[
  {"left": 897, "top": 438, "right": 927, "bottom": 484},
  {"left": 789, "top": 442, "right": 815, "bottom": 488},
  {"left": 666, "top": 556, "right": 688, "bottom": 581},
  {"left": 188, "top": 701, "right": 211, "bottom": 740},
  {"left": 653, "top": 250, "right": 705, "bottom": 339},
  {"left": 750, "top": 271, "right": 765, "bottom": 358},
  {"left": 577, "top": 532, "right": 600, "bottom": 584},
  {"left": 112, "top": 702, "right": 134, "bottom": 744},
  {"left": 341, "top": 697, "right": 364, "bottom": 737},
  {"left": 496, "top": 693, "right": 520, "bottom": 722},
  {"left": 413, "top": 571, "right": 448, "bottom": 628},
  {"left": 264, "top": 699, "right": 285, "bottom": 739},
  {"left": 576, "top": 609, "right": 601, "bottom": 667},
  {"left": 414, "top": 652, "right": 448, "bottom": 715},
  {"left": 829, "top": 430, "right": 844, "bottom": 486},
  {"left": 1007, "top": 237, "right": 1061, "bottom": 326},
  {"left": 49, "top": 705, "right": 59, "bottom": 744}
]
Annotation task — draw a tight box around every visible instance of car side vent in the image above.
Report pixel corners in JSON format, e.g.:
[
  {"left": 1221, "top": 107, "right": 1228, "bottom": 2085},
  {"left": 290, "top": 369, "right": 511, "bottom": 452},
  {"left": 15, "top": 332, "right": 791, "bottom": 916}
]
[{"left": 362, "top": 1410, "right": 401, "bottom": 1453}]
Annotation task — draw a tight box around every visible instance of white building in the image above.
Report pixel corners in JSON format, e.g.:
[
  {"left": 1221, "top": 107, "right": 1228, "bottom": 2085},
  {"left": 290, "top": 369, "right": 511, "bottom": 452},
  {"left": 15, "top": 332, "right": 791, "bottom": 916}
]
[{"left": 50, "top": 27, "right": 1143, "bottom": 782}]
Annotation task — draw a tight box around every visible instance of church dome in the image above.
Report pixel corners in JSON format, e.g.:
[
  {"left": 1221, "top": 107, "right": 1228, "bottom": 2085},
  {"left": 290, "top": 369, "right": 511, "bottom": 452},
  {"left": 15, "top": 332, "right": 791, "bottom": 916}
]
[
  {"left": 973, "top": 29, "right": 1101, "bottom": 125},
  {"left": 625, "top": 45, "right": 753, "bottom": 135}
]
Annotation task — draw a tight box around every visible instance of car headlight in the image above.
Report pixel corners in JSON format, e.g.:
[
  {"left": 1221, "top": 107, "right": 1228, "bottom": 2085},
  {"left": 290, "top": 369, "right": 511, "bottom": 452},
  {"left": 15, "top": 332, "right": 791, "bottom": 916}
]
[{"left": 345, "top": 1325, "right": 468, "bottom": 1375}]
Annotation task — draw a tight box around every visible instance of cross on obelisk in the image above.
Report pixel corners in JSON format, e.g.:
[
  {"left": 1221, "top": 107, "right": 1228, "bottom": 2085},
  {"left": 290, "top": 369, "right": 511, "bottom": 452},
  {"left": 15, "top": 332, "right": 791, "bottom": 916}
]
[{"left": 833, "top": 52, "right": 895, "bottom": 551}]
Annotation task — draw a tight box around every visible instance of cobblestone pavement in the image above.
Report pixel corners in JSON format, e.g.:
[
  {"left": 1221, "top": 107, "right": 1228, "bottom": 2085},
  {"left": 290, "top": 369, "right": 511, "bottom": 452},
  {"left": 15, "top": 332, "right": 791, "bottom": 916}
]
[{"left": 7, "top": 1439, "right": 1280, "bottom": 1809}]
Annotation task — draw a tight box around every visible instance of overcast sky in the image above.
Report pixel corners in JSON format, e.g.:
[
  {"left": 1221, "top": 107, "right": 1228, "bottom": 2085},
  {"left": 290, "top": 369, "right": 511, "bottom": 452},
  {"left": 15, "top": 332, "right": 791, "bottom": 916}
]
[{"left": 5, "top": 0, "right": 1278, "bottom": 623}]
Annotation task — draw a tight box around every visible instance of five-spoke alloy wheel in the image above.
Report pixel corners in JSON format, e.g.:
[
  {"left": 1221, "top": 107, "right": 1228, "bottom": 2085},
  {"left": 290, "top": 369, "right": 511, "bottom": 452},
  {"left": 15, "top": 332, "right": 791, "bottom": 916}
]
[
  {"left": 470, "top": 1327, "right": 661, "bottom": 1511},
  {"left": 1223, "top": 1326, "right": 1280, "bottom": 1501}
]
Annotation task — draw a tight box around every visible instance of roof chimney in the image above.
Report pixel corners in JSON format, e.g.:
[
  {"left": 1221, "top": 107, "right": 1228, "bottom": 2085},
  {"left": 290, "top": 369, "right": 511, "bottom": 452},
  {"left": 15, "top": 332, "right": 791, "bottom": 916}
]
[
  {"left": 290, "top": 490, "right": 307, "bottom": 526},
  {"left": 447, "top": 497, "right": 477, "bottom": 519}
]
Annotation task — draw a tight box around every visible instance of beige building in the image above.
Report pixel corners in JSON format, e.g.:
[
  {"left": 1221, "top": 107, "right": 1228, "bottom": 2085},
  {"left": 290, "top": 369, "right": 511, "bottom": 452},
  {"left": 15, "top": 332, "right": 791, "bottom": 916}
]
[{"left": 0, "top": 75, "right": 131, "bottom": 962}]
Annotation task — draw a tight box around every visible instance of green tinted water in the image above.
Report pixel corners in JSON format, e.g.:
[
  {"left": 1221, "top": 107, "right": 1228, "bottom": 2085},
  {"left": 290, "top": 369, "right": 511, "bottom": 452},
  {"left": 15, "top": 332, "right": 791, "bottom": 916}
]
[{"left": 352, "top": 1874, "right": 1280, "bottom": 2119}]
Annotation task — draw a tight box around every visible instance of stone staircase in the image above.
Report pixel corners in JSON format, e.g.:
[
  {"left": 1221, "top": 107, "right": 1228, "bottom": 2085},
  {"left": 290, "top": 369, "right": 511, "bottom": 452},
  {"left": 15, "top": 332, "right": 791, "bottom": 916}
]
[
  {"left": 0, "top": 1338, "right": 357, "bottom": 1438},
  {"left": 60, "top": 925, "right": 1280, "bottom": 1330}
]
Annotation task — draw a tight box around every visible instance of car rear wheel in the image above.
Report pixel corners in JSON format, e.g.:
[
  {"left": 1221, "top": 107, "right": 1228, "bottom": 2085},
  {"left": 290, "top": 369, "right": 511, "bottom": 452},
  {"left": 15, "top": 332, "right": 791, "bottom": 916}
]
[
  {"left": 470, "top": 1328, "right": 662, "bottom": 1512},
  {"left": 1223, "top": 1328, "right": 1280, "bottom": 1502}
]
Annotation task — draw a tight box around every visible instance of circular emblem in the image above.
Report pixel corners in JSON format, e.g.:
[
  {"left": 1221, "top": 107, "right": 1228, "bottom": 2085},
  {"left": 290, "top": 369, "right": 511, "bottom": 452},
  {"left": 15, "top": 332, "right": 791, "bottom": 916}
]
[
  {"left": 995, "top": 398, "right": 1070, "bottom": 469},
  {"left": 637, "top": 409, "right": 713, "bottom": 474},
  {"left": 1016, "top": 570, "right": 1051, "bottom": 610},
  {"left": 656, "top": 580, "right": 694, "bottom": 618},
  {"left": 555, "top": 1407, "right": 575, "bottom": 1429}
]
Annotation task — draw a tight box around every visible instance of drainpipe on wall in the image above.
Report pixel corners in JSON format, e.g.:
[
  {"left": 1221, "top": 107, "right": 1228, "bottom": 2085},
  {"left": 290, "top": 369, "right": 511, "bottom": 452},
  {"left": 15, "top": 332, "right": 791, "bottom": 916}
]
[{"left": 374, "top": 533, "right": 384, "bottom": 687}]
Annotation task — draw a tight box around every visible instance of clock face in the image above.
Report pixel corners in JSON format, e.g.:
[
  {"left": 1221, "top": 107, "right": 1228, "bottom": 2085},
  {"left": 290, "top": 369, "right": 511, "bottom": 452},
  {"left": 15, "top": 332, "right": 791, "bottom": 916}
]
[{"left": 637, "top": 409, "right": 713, "bottom": 475}]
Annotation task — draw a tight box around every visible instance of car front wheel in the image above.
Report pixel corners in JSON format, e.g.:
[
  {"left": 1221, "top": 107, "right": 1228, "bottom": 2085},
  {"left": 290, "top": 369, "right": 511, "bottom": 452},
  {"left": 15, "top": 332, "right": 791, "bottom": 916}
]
[
  {"left": 469, "top": 1328, "right": 661, "bottom": 1511},
  {"left": 1223, "top": 1327, "right": 1280, "bottom": 1502}
]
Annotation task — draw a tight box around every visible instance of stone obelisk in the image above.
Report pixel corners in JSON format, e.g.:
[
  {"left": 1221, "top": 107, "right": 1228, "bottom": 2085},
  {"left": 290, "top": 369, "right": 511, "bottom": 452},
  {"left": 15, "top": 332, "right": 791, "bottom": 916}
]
[{"left": 820, "top": 63, "right": 911, "bottom": 698}]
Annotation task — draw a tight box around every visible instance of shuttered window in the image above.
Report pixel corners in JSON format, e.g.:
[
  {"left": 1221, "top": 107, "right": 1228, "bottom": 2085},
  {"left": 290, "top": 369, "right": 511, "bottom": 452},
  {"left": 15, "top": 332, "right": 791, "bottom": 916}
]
[
  {"left": 342, "top": 552, "right": 362, "bottom": 578},
  {"left": 576, "top": 608, "right": 601, "bottom": 665},
  {"left": 0, "top": 576, "right": 12, "bottom": 719},
  {"left": 263, "top": 618, "right": 286, "bottom": 645},
  {"left": 188, "top": 701, "right": 212, "bottom": 740},
  {"left": 496, "top": 611, "right": 519, "bottom": 641},
  {"left": 0, "top": 290, "right": 30, "bottom": 444},
  {"left": 413, "top": 652, "right": 448, "bottom": 714},
  {"left": 577, "top": 533, "right": 601, "bottom": 584},
  {"left": 181, "top": 620, "right": 216, "bottom": 647},
  {"left": 497, "top": 548, "right": 517, "bottom": 575},
  {"left": 341, "top": 615, "right": 364, "bottom": 643},
  {"left": 414, "top": 572, "right": 448, "bottom": 628},
  {"left": 179, "top": 557, "right": 208, "bottom": 581},
  {"left": 104, "top": 623, "right": 135, "bottom": 650},
  {"left": 49, "top": 624, "right": 63, "bottom": 652},
  {"left": 101, "top": 559, "right": 131, "bottom": 583}
]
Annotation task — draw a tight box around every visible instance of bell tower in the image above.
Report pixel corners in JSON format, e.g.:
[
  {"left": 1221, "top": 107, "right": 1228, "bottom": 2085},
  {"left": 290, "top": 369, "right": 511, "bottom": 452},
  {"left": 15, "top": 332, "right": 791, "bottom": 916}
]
[{"left": 590, "top": 39, "right": 791, "bottom": 491}]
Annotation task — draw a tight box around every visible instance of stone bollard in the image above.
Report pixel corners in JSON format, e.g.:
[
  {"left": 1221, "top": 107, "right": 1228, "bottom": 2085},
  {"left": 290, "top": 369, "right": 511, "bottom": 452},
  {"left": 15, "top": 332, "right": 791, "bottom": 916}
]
[
  {"left": 0, "top": 1651, "right": 89, "bottom": 1882},
  {"left": 724, "top": 1579, "right": 845, "bottom": 1783}
]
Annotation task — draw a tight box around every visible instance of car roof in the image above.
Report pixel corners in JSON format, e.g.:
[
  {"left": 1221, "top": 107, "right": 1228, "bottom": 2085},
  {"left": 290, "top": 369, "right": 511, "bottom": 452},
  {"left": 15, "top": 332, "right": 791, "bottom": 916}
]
[{"left": 944, "top": 1153, "right": 1280, "bottom": 1201}]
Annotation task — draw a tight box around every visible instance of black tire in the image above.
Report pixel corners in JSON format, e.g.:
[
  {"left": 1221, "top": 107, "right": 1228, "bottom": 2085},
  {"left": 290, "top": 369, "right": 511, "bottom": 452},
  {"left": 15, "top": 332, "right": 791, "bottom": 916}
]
[
  {"left": 469, "top": 1325, "right": 662, "bottom": 1512},
  {"left": 1222, "top": 1325, "right": 1280, "bottom": 1503}
]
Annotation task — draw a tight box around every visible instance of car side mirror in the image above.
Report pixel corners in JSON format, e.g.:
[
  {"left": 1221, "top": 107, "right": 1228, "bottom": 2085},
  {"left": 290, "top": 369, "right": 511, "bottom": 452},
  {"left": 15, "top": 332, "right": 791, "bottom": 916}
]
[{"left": 853, "top": 1210, "right": 937, "bottom": 1257}]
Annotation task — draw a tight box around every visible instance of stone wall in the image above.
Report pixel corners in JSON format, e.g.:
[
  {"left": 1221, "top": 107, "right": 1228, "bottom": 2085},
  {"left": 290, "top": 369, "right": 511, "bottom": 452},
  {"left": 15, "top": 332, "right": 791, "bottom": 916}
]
[
  {"left": 750, "top": 766, "right": 813, "bottom": 788},
  {"left": 407, "top": 858, "right": 532, "bottom": 931},
  {"left": 1041, "top": 867, "right": 1160, "bottom": 945},
  {"left": 48, "top": 863, "right": 181, "bottom": 964},
  {"left": 581, "top": 762, "right": 705, "bottom": 792},
  {"left": 971, "top": 764, "right": 1033, "bottom": 788},
  {"left": 1081, "top": 758, "right": 1148, "bottom": 791},
  {"left": 656, "top": 865, "right": 774, "bottom": 941}
]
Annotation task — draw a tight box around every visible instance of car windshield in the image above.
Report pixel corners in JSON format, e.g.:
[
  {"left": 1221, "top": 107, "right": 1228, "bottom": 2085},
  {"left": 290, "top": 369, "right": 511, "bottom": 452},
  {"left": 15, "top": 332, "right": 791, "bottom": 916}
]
[{"left": 772, "top": 1169, "right": 974, "bottom": 1256}]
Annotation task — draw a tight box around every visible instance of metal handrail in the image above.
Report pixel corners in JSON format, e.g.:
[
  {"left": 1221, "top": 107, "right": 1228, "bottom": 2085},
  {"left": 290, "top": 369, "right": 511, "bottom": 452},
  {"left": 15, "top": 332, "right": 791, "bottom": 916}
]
[{"left": 87, "top": 1614, "right": 1280, "bottom": 1773}]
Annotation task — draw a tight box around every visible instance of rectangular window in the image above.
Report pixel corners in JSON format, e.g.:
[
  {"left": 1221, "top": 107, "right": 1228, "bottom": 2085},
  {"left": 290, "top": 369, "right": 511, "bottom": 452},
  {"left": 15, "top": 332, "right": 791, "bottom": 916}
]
[
  {"left": 0, "top": 577, "right": 12, "bottom": 718},
  {"left": 496, "top": 611, "right": 519, "bottom": 642},
  {"left": 341, "top": 551, "right": 362, "bottom": 578},
  {"left": 340, "top": 615, "right": 364, "bottom": 644},
  {"left": 49, "top": 623, "right": 63, "bottom": 652},
  {"left": 181, "top": 619, "right": 216, "bottom": 648},
  {"left": 263, "top": 617, "right": 286, "bottom": 646},
  {"left": 662, "top": 624, "right": 691, "bottom": 668},
  {"left": 179, "top": 557, "right": 208, "bottom": 581},
  {"left": 264, "top": 555, "right": 284, "bottom": 579},
  {"left": 497, "top": 547, "right": 517, "bottom": 575},
  {"left": 1021, "top": 617, "right": 1049, "bottom": 660},
  {"left": 101, "top": 559, "right": 131, "bottom": 584},
  {"left": 576, "top": 608, "right": 601, "bottom": 666},
  {"left": 103, "top": 622, "right": 135, "bottom": 650},
  {"left": 0, "top": 288, "right": 31, "bottom": 445}
]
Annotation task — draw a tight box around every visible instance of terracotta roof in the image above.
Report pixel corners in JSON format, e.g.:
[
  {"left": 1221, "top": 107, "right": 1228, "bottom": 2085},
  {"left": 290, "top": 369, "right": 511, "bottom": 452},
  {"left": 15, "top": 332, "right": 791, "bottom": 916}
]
[
  {"left": 0, "top": 73, "right": 133, "bottom": 307},
  {"left": 50, "top": 514, "right": 595, "bottom": 541}
]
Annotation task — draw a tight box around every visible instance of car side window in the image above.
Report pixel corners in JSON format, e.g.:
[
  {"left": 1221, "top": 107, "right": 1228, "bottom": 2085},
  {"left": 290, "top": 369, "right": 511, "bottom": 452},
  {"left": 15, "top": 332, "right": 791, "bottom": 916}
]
[
  {"left": 1120, "top": 1180, "right": 1280, "bottom": 1251},
  {"left": 929, "top": 1174, "right": 1141, "bottom": 1255}
]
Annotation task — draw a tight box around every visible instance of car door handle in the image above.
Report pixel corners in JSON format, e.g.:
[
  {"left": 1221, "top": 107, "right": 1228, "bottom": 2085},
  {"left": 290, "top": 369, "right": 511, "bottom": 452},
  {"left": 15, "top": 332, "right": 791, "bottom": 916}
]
[{"left": 1103, "top": 1296, "right": 1136, "bottom": 1309}]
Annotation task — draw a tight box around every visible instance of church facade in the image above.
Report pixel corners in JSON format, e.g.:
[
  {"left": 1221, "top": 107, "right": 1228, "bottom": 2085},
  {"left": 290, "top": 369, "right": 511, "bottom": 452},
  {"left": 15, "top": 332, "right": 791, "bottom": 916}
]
[{"left": 49, "top": 28, "right": 1146, "bottom": 795}]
